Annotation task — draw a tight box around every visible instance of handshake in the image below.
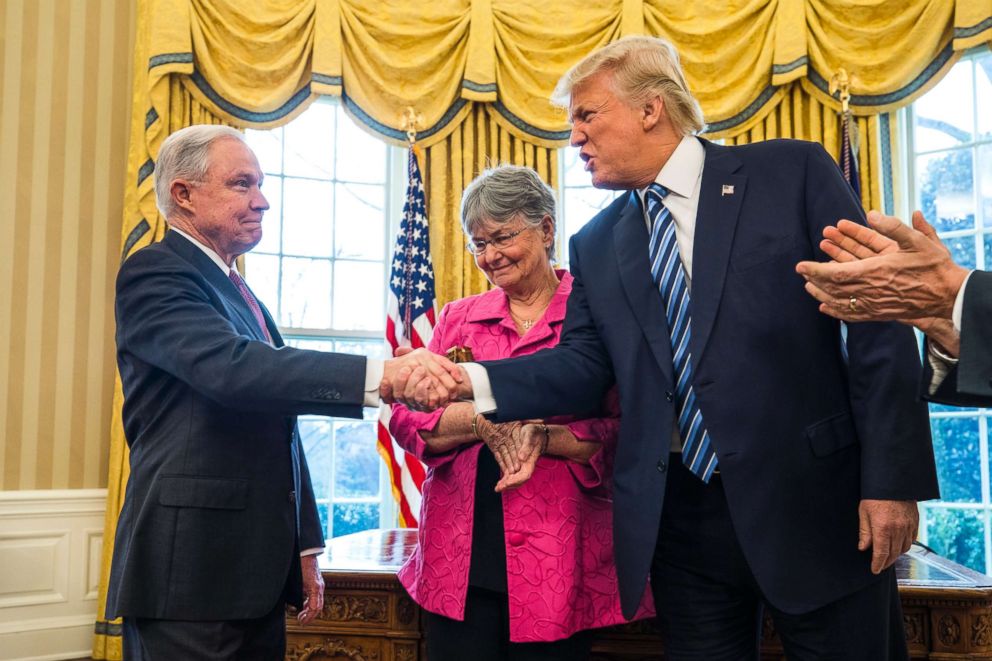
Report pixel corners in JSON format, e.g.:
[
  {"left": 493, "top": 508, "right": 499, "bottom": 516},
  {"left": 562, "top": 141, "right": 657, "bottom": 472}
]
[{"left": 379, "top": 347, "right": 474, "bottom": 411}]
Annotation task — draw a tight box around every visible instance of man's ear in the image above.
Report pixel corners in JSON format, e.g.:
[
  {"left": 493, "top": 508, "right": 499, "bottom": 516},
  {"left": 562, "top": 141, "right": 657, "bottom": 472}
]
[
  {"left": 171, "top": 179, "right": 195, "bottom": 213},
  {"left": 641, "top": 95, "right": 664, "bottom": 132}
]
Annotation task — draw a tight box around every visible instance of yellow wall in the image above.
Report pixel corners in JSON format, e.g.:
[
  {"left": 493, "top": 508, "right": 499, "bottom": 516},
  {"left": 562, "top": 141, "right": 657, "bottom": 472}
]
[{"left": 0, "top": 0, "right": 134, "bottom": 490}]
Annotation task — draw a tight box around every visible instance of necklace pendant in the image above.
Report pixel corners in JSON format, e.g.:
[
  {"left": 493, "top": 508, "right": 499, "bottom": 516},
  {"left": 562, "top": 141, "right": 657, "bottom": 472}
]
[{"left": 522, "top": 319, "right": 534, "bottom": 330}]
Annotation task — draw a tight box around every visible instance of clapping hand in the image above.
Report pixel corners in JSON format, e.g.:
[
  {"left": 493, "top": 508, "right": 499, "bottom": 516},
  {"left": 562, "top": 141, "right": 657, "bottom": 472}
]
[{"left": 796, "top": 210, "right": 968, "bottom": 322}]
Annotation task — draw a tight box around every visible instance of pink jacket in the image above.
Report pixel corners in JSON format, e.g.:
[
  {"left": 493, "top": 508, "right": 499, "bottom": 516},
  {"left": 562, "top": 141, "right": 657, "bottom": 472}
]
[{"left": 390, "top": 271, "right": 654, "bottom": 642}]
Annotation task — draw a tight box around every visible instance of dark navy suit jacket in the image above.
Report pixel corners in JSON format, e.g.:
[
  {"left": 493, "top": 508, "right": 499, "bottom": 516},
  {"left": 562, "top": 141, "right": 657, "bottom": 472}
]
[
  {"left": 927, "top": 269, "right": 992, "bottom": 406},
  {"left": 484, "top": 138, "right": 939, "bottom": 618},
  {"left": 106, "top": 231, "right": 366, "bottom": 621}
]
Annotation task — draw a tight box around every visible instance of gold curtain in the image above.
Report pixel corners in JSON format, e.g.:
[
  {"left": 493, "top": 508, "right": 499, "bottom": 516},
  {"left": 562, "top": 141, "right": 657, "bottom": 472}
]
[{"left": 96, "top": 1, "right": 992, "bottom": 657}]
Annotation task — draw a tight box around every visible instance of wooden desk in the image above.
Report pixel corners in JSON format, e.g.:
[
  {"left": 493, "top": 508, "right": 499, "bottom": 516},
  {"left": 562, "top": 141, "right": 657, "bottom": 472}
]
[{"left": 286, "top": 529, "right": 992, "bottom": 660}]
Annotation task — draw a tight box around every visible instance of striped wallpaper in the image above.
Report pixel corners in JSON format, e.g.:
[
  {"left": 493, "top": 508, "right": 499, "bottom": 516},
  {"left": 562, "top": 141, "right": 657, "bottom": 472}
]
[{"left": 0, "top": 0, "right": 134, "bottom": 490}]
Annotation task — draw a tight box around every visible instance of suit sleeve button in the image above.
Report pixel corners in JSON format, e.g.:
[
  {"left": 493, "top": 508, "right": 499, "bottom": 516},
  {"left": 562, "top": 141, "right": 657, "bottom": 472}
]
[
  {"left": 289, "top": 490, "right": 296, "bottom": 504},
  {"left": 665, "top": 391, "right": 674, "bottom": 402},
  {"left": 657, "top": 459, "right": 667, "bottom": 473}
]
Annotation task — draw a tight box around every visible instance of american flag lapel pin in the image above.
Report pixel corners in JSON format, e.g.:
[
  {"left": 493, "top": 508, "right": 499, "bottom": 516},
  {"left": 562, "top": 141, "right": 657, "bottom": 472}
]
[{"left": 722, "top": 184, "right": 735, "bottom": 196}]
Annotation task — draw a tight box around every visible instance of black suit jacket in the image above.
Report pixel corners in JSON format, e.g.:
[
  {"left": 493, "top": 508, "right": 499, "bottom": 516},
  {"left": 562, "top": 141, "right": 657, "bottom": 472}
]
[
  {"left": 106, "top": 231, "right": 366, "bottom": 621},
  {"left": 483, "top": 139, "right": 939, "bottom": 618},
  {"left": 927, "top": 269, "right": 992, "bottom": 406}
]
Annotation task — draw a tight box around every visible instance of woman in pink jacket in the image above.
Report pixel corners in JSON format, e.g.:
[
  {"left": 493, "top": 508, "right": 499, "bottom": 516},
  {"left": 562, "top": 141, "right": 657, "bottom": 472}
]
[{"left": 390, "top": 166, "right": 653, "bottom": 661}]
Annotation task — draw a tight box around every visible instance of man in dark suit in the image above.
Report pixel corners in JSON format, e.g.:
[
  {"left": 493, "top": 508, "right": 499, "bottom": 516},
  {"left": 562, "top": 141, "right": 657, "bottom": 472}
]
[
  {"left": 797, "top": 209, "right": 990, "bottom": 407},
  {"left": 107, "top": 124, "right": 459, "bottom": 660},
  {"left": 393, "top": 36, "right": 938, "bottom": 659}
]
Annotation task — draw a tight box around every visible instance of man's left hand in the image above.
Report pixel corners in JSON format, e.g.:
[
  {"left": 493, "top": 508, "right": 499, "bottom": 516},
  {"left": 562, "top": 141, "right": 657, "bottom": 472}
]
[
  {"left": 297, "top": 554, "right": 325, "bottom": 625},
  {"left": 858, "top": 499, "right": 919, "bottom": 574}
]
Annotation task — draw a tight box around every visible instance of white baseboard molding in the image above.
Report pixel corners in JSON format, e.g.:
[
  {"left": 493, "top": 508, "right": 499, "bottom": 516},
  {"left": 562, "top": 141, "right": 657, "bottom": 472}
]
[{"left": 0, "top": 489, "right": 108, "bottom": 661}]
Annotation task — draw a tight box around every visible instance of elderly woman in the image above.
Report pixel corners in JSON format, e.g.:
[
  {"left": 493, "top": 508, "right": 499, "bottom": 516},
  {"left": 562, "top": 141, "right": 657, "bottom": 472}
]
[{"left": 390, "top": 165, "right": 653, "bottom": 661}]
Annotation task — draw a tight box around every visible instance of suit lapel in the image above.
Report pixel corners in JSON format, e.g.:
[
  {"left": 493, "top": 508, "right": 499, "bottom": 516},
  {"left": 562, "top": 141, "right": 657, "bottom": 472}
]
[
  {"left": 690, "top": 140, "right": 746, "bottom": 365},
  {"left": 164, "top": 231, "right": 272, "bottom": 344},
  {"left": 613, "top": 191, "right": 674, "bottom": 379}
]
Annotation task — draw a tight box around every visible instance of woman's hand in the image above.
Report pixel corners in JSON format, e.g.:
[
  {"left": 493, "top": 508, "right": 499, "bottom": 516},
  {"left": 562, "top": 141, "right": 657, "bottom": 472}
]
[
  {"left": 475, "top": 416, "right": 524, "bottom": 476},
  {"left": 495, "top": 423, "right": 547, "bottom": 492}
]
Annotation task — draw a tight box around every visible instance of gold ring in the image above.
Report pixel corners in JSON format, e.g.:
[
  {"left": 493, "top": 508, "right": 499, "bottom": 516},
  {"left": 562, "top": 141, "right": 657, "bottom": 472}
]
[{"left": 848, "top": 296, "right": 857, "bottom": 312}]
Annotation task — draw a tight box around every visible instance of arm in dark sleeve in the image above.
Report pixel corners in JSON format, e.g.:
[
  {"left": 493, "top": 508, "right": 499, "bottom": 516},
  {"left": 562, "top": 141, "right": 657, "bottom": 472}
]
[
  {"left": 804, "top": 143, "right": 938, "bottom": 501},
  {"left": 116, "top": 251, "right": 366, "bottom": 418},
  {"left": 933, "top": 270, "right": 992, "bottom": 404},
  {"left": 482, "top": 235, "right": 615, "bottom": 422}
]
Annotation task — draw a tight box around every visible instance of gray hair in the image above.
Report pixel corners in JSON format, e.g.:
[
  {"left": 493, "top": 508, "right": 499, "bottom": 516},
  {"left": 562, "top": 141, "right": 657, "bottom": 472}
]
[
  {"left": 552, "top": 36, "right": 705, "bottom": 136},
  {"left": 460, "top": 165, "right": 557, "bottom": 257},
  {"left": 154, "top": 124, "right": 246, "bottom": 218}
]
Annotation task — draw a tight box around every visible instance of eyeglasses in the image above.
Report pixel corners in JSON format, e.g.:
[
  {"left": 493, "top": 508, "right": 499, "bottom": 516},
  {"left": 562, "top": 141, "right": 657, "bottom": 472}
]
[{"left": 466, "top": 228, "right": 526, "bottom": 255}]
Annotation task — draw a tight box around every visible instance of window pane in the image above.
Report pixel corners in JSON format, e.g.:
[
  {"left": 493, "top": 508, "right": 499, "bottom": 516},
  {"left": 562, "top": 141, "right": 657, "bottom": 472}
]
[
  {"left": 976, "top": 53, "right": 992, "bottom": 138},
  {"left": 316, "top": 502, "right": 330, "bottom": 538},
  {"left": 286, "top": 337, "right": 336, "bottom": 352},
  {"left": 931, "top": 416, "right": 981, "bottom": 502},
  {"left": 283, "top": 178, "right": 334, "bottom": 258},
  {"left": 333, "top": 260, "right": 385, "bottom": 330},
  {"left": 332, "top": 502, "right": 379, "bottom": 537},
  {"left": 335, "top": 339, "right": 386, "bottom": 359},
  {"left": 914, "top": 62, "right": 974, "bottom": 152},
  {"left": 942, "top": 236, "right": 976, "bottom": 270},
  {"left": 300, "top": 417, "right": 332, "bottom": 499},
  {"left": 283, "top": 102, "right": 335, "bottom": 179},
  {"left": 333, "top": 421, "right": 379, "bottom": 498},
  {"left": 244, "top": 253, "right": 280, "bottom": 316},
  {"left": 980, "top": 144, "right": 992, "bottom": 228},
  {"left": 563, "top": 148, "right": 592, "bottom": 187},
  {"left": 917, "top": 150, "right": 975, "bottom": 232},
  {"left": 335, "top": 183, "right": 385, "bottom": 259},
  {"left": 335, "top": 113, "right": 386, "bottom": 183},
  {"left": 280, "top": 257, "right": 332, "bottom": 328},
  {"left": 255, "top": 176, "right": 282, "bottom": 255},
  {"left": 245, "top": 127, "right": 284, "bottom": 175},
  {"left": 924, "top": 507, "right": 986, "bottom": 573}
]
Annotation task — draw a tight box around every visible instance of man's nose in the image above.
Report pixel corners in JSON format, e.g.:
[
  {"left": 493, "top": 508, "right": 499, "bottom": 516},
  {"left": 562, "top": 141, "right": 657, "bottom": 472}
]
[
  {"left": 569, "top": 126, "right": 585, "bottom": 147},
  {"left": 254, "top": 189, "right": 270, "bottom": 211}
]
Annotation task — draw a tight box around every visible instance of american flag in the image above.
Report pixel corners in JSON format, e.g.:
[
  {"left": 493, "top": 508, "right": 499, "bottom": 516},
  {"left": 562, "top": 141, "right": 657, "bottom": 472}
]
[
  {"left": 377, "top": 149, "right": 435, "bottom": 527},
  {"left": 840, "top": 110, "right": 861, "bottom": 199}
]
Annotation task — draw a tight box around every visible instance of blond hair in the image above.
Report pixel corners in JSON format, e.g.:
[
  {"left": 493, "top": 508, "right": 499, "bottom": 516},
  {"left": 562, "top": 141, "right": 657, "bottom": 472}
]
[{"left": 552, "top": 36, "right": 704, "bottom": 136}]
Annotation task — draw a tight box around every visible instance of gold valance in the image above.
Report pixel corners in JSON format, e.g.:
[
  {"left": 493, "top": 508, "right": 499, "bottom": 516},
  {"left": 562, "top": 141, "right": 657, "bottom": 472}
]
[{"left": 139, "top": 0, "right": 991, "bottom": 149}]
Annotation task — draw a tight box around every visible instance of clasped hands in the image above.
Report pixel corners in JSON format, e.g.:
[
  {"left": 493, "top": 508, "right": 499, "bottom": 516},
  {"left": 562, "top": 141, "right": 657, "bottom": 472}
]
[
  {"left": 379, "top": 347, "right": 471, "bottom": 411},
  {"left": 474, "top": 416, "right": 548, "bottom": 492}
]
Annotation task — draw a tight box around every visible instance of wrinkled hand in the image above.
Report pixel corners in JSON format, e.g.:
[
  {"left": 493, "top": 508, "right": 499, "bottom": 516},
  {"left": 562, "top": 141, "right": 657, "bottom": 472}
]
[
  {"left": 858, "top": 499, "right": 919, "bottom": 574},
  {"left": 475, "top": 417, "right": 524, "bottom": 477},
  {"left": 297, "top": 553, "right": 325, "bottom": 625},
  {"left": 495, "top": 423, "right": 545, "bottom": 492},
  {"left": 815, "top": 210, "right": 960, "bottom": 354},
  {"left": 380, "top": 347, "right": 466, "bottom": 411},
  {"left": 796, "top": 210, "right": 968, "bottom": 322}
]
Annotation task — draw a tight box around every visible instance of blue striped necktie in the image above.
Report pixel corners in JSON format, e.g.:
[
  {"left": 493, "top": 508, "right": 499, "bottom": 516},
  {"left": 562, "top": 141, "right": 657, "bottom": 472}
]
[{"left": 645, "top": 183, "right": 718, "bottom": 482}]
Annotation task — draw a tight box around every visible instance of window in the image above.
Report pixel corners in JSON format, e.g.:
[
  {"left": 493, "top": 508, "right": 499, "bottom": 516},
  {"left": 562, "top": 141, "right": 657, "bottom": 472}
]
[
  {"left": 557, "top": 149, "right": 620, "bottom": 265},
  {"left": 907, "top": 48, "right": 992, "bottom": 573},
  {"left": 244, "top": 99, "right": 404, "bottom": 538}
]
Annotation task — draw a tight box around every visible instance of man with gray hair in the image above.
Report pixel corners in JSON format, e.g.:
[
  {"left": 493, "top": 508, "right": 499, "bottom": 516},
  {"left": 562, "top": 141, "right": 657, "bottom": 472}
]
[
  {"left": 393, "top": 36, "right": 938, "bottom": 659},
  {"left": 107, "top": 124, "right": 460, "bottom": 659}
]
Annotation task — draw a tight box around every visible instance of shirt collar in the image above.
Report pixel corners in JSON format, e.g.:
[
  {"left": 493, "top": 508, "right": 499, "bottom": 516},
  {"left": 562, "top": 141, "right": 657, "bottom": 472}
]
[
  {"left": 637, "top": 134, "right": 705, "bottom": 202},
  {"left": 169, "top": 226, "right": 233, "bottom": 274}
]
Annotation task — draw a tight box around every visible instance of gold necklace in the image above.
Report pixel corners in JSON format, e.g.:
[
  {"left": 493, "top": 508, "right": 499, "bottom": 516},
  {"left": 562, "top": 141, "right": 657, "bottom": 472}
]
[{"left": 509, "top": 274, "right": 559, "bottom": 332}]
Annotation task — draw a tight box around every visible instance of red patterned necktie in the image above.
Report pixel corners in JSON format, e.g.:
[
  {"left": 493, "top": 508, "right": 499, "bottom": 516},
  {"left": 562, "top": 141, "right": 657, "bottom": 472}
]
[{"left": 228, "top": 269, "right": 273, "bottom": 343}]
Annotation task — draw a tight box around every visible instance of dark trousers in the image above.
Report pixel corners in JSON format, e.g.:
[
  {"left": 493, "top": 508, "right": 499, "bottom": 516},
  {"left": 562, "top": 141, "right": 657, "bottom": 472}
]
[
  {"left": 122, "top": 600, "right": 287, "bottom": 661},
  {"left": 652, "top": 455, "right": 908, "bottom": 661},
  {"left": 423, "top": 586, "right": 594, "bottom": 661}
]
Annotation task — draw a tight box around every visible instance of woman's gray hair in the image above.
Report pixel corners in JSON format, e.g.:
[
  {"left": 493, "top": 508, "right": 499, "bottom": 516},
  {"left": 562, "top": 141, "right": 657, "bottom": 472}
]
[
  {"left": 552, "top": 36, "right": 705, "bottom": 136},
  {"left": 154, "top": 124, "right": 246, "bottom": 218},
  {"left": 460, "top": 165, "right": 557, "bottom": 257}
]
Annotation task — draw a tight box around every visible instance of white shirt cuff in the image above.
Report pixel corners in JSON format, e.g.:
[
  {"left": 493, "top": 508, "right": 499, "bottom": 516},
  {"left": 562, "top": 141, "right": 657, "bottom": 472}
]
[
  {"left": 364, "top": 359, "right": 384, "bottom": 407},
  {"left": 300, "top": 547, "right": 324, "bottom": 557},
  {"left": 926, "top": 342, "right": 957, "bottom": 395},
  {"left": 461, "top": 362, "right": 497, "bottom": 414},
  {"left": 952, "top": 271, "right": 974, "bottom": 332}
]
